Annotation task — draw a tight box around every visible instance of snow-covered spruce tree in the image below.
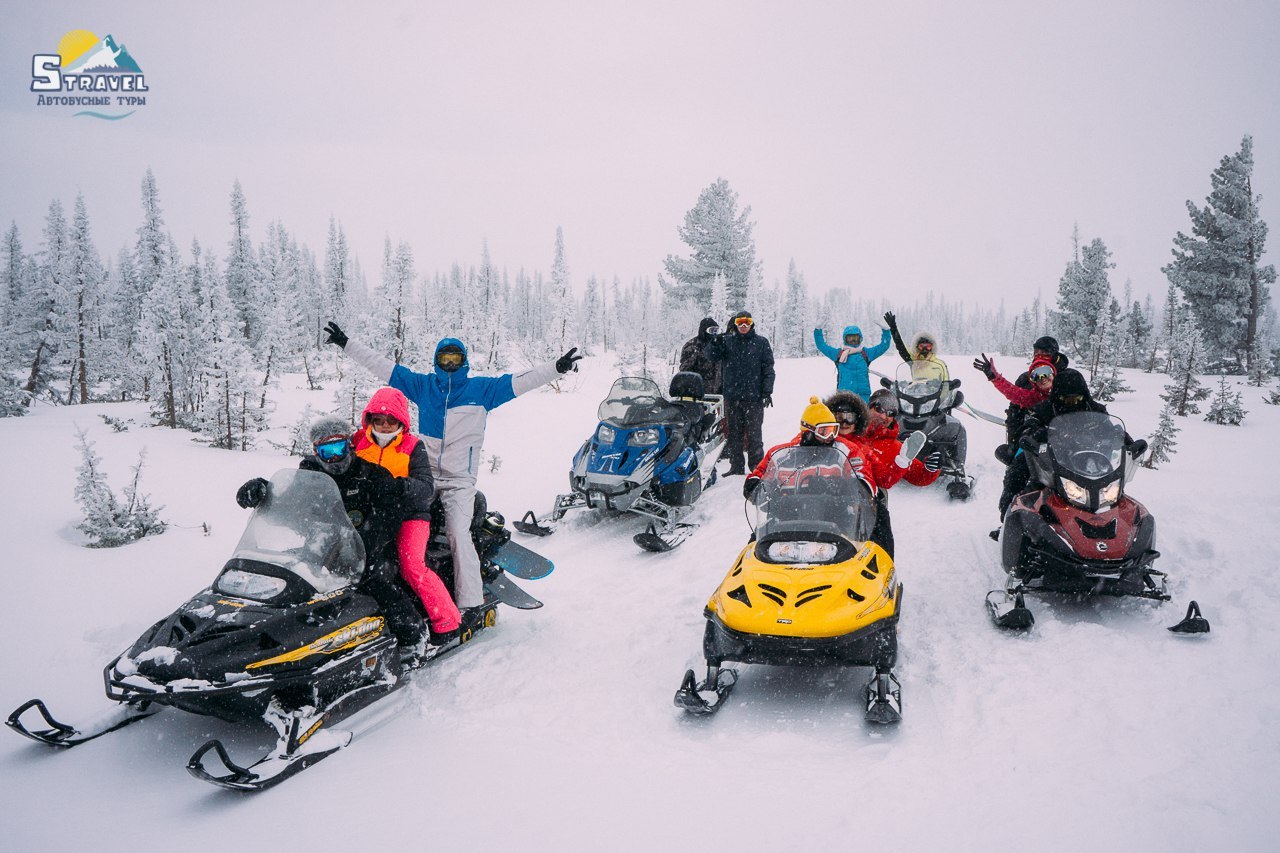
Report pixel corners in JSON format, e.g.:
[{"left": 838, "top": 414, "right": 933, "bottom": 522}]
[
  {"left": 709, "top": 271, "right": 729, "bottom": 325},
  {"left": 1049, "top": 225, "right": 1114, "bottom": 361},
  {"left": 544, "top": 226, "right": 576, "bottom": 368},
  {"left": 60, "top": 193, "right": 107, "bottom": 404},
  {"left": 21, "top": 199, "right": 69, "bottom": 405},
  {"left": 472, "top": 240, "right": 507, "bottom": 370},
  {"left": 1204, "top": 375, "right": 1247, "bottom": 425},
  {"left": 1141, "top": 400, "right": 1180, "bottom": 469},
  {"left": 256, "top": 220, "right": 310, "bottom": 411},
  {"left": 73, "top": 427, "right": 165, "bottom": 547},
  {"left": 662, "top": 178, "right": 757, "bottom": 309},
  {"left": 1121, "top": 299, "right": 1153, "bottom": 370},
  {"left": 323, "top": 215, "right": 352, "bottom": 333},
  {"left": 579, "top": 274, "right": 603, "bottom": 354},
  {"left": 1266, "top": 381, "right": 1280, "bottom": 405},
  {"left": 195, "top": 254, "right": 262, "bottom": 449},
  {"left": 1246, "top": 329, "right": 1273, "bottom": 386},
  {"left": 1164, "top": 135, "right": 1276, "bottom": 373},
  {"left": 779, "top": 260, "right": 810, "bottom": 357},
  {"left": 1088, "top": 299, "right": 1133, "bottom": 402},
  {"left": 225, "top": 179, "right": 258, "bottom": 341},
  {"left": 1159, "top": 309, "right": 1210, "bottom": 415}
]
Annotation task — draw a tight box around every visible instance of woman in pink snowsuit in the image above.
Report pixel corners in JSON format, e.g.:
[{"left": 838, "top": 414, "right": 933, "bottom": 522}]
[{"left": 353, "top": 387, "right": 462, "bottom": 643}]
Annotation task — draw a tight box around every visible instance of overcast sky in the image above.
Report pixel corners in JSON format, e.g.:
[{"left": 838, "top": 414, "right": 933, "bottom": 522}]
[{"left": 2, "top": 1, "right": 1277, "bottom": 309}]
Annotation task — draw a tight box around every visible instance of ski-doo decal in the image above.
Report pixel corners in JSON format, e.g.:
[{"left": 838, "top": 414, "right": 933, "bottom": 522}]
[{"left": 246, "top": 617, "right": 384, "bottom": 670}]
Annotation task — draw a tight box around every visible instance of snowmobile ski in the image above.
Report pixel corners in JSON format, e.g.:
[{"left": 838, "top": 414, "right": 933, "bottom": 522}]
[
  {"left": 488, "top": 539, "right": 555, "bottom": 579},
  {"left": 187, "top": 682, "right": 407, "bottom": 792},
  {"left": 673, "top": 666, "right": 738, "bottom": 715},
  {"left": 986, "top": 589, "right": 1035, "bottom": 630},
  {"left": 959, "top": 402, "right": 1006, "bottom": 426},
  {"left": 864, "top": 670, "right": 903, "bottom": 724},
  {"left": 1168, "top": 600, "right": 1211, "bottom": 634},
  {"left": 483, "top": 573, "right": 542, "bottom": 610},
  {"left": 6, "top": 698, "right": 160, "bottom": 748},
  {"left": 634, "top": 522, "right": 698, "bottom": 552}
]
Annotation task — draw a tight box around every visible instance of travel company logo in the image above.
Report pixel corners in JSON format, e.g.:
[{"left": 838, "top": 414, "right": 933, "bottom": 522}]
[{"left": 31, "top": 29, "right": 149, "bottom": 120}]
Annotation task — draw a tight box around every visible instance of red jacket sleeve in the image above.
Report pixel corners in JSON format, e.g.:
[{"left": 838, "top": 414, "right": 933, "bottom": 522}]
[
  {"left": 902, "top": 457, "right": 942, "bottom": 486},
  {"left": 991, "top": 371, "right": 1048, "bottom": 409}
]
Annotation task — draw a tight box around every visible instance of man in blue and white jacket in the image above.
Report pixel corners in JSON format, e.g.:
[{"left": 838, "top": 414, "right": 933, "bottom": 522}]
[{"left": 324, "top": 321, "right": 580, "bottom": 618}]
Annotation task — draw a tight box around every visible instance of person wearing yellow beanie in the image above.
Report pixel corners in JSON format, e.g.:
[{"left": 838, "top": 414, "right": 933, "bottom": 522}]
[{"left": 742, "top": 396, "right": 848, "bottom": 498}]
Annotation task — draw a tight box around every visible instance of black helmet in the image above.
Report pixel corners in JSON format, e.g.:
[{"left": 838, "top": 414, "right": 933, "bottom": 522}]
[{"left": 1032, "top": 336, "right": 1060, "bottom": 356}]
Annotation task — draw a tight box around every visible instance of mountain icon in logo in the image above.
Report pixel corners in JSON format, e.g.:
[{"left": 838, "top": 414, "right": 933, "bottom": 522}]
[{"left": 63, "top": 34, "right": 142, "bottom": 74}]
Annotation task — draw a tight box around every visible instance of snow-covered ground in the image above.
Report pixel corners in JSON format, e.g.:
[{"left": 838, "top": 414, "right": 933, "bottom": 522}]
[{"left": 2, "top": 352, "right": 1276, "bottom": 851}]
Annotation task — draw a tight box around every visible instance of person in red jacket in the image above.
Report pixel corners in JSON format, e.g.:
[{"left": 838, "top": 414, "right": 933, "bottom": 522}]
[
  {"left": 852, "top": 389, "right": 942, "bottom": 558},
  {"left": 743, "top": 397, "right": 872, "bottom": 499},
  {"left": 354, "top": 387, "right": 461, "bottom": 646}
]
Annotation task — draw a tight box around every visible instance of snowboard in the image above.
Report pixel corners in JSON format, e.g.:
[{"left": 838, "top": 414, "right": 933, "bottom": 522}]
[{"left": 489, "top": 540, "right": 555, "bottom": 580}]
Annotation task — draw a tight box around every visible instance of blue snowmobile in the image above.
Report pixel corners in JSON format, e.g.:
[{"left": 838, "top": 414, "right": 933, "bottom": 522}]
[{"left": 515, "top": 372, "right": 725, "bottom": 551}]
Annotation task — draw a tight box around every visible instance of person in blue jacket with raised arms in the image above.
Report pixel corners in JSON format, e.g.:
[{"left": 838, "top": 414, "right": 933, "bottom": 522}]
[
  {"left": 324, "top": 321, "right": 581, "bottom": 626},
  {"left": 813, "top": 323, "right": 893, "bottom": 402}
]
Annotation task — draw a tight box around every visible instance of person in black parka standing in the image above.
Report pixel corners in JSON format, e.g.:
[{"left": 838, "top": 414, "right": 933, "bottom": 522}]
[
  {"left": 705, "top": 310, "right": 775, "bottom": 474},
  {"left": 679, "top": 317, "right": 723, "bottom": 395}
]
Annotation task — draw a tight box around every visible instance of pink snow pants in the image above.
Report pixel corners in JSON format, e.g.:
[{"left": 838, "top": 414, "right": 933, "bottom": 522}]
[{"left": 397, "top": 519, "right": 461, "bottom": 633}]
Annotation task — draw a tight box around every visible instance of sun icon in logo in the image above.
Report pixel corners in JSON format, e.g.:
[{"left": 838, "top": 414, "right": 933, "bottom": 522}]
[{"left": 57, "top": 29, "right": 99, "bottom": 66}]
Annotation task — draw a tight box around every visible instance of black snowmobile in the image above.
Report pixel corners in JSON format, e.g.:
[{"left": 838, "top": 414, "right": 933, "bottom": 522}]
[
  {"left": 882, "top": 360, "right": 973, "bottom": 499},
  {"left": 7, "top": 468, "right": 550, "bottom": 791},
  {"left": 515, "top": 372, "right": 726, "bottom": 551}
]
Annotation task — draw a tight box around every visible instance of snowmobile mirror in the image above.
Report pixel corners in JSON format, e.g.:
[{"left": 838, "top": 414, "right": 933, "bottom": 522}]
[
  {"left": 949, "top": 379, "right": 962, "bottom": 389},
  {"left": 880, "top": 377, "right": 892, "bottom": 388}
]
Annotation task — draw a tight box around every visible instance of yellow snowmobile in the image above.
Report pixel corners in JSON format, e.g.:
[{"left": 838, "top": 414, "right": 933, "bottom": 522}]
[{"left": 674, "top": 443, "right": 904, "bottom": 723}]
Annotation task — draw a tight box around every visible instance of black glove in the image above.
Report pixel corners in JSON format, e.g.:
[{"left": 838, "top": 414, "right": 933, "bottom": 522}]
[
  {"left": 973, "top": 353, "right": 995, "bottom": 380},
  {"left": 556, "top": 347, "right": 583, "bottom": 374},
  {"left": 883, "top": 311, "right": 897, "bottom": 330},
  {"left": 323, "top": 321, "right": 348, "bottom": 349},
  {"left": 743, "top": 477, "right": 760, "bottom": 499},
  {"left": 236, "top": 477, "right": 269, "bottom": 509},
  {"left": 924, "top": 451, "right": 943, "bottom": 472},
  {"left": 762, "top": 395, "right": 773, "bottom": 408}
]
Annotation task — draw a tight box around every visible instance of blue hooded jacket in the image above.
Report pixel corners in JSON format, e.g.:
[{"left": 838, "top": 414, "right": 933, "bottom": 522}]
[
  {"left": 347, "top": 337, "right": 560, "bottom": 485},
  {"left": 813, "top": 324, "right": 892, "bottom": 401}
]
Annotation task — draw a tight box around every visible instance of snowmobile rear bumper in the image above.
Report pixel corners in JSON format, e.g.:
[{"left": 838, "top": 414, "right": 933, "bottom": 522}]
[{"left": 702, "top": 607, "right": 899, "bottom": 670}]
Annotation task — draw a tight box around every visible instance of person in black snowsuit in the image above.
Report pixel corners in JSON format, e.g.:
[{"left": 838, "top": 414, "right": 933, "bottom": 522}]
[
  {"left": 997, "top": 336, "right": 1071, "bottom": 457},
  {"left": 236, "top": 415, "right": 426, "bottom": 648},
  {"left": 998, "top": 368, "right": 1146, "bottom": 525},
  {"left": 679, "top": 317, "right": 723, "bottom": 396},
  {"left": 705, "top": 310, "right": 776, "bottom": 474}
]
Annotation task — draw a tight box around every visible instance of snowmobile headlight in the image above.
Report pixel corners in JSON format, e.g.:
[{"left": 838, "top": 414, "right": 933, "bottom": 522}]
[
  {"left": 216, "top": 569, "right": 288, "bottom": 601},
  {"left": 628, "top": 427, "right": 661, "bottom": 446},
  {"left": 596, "top": 424, "right": 616, "bottom": 444},
  {"left": 1059, "top": 477, "right": 1089, "bottom": 508},
  {"left": 917, "top": 398, "right": 937, "bottom": 414},
  {"left": 1099, "top": 480, "right": 1121, "bottom": 509},
  {"left": 766, "top": 541, "right": 838, "bottom": 563}
]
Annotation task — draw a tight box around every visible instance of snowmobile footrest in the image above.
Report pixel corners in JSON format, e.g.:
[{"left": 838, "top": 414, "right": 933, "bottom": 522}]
[{"left": 1168, "top": 600, "right": 1210, "bottom": 634}]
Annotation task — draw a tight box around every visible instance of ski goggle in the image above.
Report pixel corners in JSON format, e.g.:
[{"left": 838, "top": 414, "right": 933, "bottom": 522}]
[
  {"left": 436, "top": 350, "right": 465, "bottom": 370},
  {"left": 869, "top": 401, "right": 898, "bottom": 416},
  {"left": 834, "top": 409, "right": 858, "bottom": 423},
  {"left": 844, "top": 334, "right": 862, "bottom": 346},
  {"left": 807, "top": 422, "right": 839, "bottom": 441},
  {"left": 734, "top": 317, "right": 753, "bottom": 329},
  {"left": 1056, "top": 394, "right": 1084, "bottom": 407},
  {"left": 313, "top": 437, "right": 350, "bottom": 462},
  {"left": 369, "top": 413, "right": 402, "bottom": 428},
  {"left": 1030, "top": 365, "right": 1055, "bottom": 383},
  {"left": 916, "top": 341, "right": 933, "bottom": 353}
]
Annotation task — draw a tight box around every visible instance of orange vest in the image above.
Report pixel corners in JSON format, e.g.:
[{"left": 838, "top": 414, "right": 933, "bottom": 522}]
[{"left": 353, "top": 427, "right": 419, "bottom": 478}]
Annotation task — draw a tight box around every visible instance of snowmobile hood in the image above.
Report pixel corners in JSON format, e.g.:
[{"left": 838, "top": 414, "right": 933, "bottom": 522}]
[
  {"left": 708, "top": 540, "right": 899, "bottom": 641},
  {"left": 433, "top": 337, "right": 471, "bottom": 385}
]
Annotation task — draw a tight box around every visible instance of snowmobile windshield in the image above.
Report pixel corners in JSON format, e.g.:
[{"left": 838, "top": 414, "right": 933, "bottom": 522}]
[
  {"left": 226, "top": 469, "right": 366, "bottom": 595},
  {"left": 597, "top": 377, "right": 673, "bottom": 426},
  {"left": 894, "top": 361, "right": 950, "bottom": 415},
  {"left": 1047, "top": 411, "right": 1127, "bottom": 481},
  {"left": 751, "top": 445, "right": 875, "bottom": 545}
]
